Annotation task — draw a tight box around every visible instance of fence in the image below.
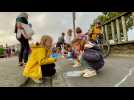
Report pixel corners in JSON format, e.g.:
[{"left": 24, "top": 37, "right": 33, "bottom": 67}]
[{"left": 102, "top": 12, "right": 134, "bottom": 45}]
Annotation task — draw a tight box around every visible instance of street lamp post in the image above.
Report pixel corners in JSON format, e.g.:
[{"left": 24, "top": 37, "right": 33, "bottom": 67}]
[{"left": 73, "top": 12, "right": 76, "bottom": 38}]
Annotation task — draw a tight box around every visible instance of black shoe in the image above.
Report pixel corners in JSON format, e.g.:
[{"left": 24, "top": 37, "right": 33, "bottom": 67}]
[{"left": 18, "top": 63, "right": 23, "bottom": 66}]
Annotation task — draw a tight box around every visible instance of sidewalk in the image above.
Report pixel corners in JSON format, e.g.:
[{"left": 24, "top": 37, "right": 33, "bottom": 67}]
[{"left": 0, "top": 57, "right": 27, "bottom": 87}]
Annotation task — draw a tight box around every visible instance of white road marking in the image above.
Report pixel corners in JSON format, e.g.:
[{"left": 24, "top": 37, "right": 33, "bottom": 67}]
[{"left": 114, "top": 68, "right": 134, "bottom": 87}]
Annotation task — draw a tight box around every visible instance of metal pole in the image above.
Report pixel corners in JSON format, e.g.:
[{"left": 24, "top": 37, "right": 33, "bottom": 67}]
[{"left": 73, "top": 12, "right": 76, "bottom": 38}]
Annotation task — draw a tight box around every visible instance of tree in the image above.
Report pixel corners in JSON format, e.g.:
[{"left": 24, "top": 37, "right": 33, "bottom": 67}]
[
  {"left": 89, "top": 12, "right": 126, "bottom": 40},
  {"left": 89, "top": 12, "right": 134, "bottom": 41},
  {"left": 89, "top": 12, "right": 125, "bottom": 29}
]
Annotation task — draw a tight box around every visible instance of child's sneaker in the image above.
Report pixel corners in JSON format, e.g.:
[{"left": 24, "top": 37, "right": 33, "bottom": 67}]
[
  {"left": 33, "top": 79, "right": 43, "bottom": 84},
  {"left": 83, "top": 69, "right": 97, "bottom": 78},
  {"left": 80, "top": 69, "right": 89, "bottom": 75},
  {"left": 73, "top": 63, "right": 81, "bottom": 68},
  {"left": 18, "top": 62, "right": 23, "bottom": 66}
]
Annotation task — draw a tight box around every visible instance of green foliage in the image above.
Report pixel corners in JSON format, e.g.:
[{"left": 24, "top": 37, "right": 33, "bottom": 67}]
[
  {"left": 100, "top": 12, "right": 123, "bottom": 24},
  {"left": 90, "top": 12, "right": 133, "bottom": 31},
  {"left": 89, "top": 12, "right": 134, "bottom": 41},
  {"left": 90, "top": 12, "right": 123, "bottom": 26},
  {"left": 0, "top": 48, "right": 5, "bottom": 55},
  {"left": 126, "top": 15, "right": 133, "bottom": 31}
]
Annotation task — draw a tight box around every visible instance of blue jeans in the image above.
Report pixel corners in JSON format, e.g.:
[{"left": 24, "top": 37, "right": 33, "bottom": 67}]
[{"left": 23, "top": 48, "right": 29, "bottom": 63}]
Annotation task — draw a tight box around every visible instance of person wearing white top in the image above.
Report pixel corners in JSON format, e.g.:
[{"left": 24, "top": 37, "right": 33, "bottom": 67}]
[
  {"left": 65, "top": 29, "right": 73, "bottom": 44},
  {"left": 17, "top": 22, "right": 34, "bottom": 40}
]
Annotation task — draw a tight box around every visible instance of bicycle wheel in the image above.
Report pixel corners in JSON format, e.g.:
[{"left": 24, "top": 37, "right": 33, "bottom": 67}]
[{"left": 101, "top": 39, "right": 111, "bottom": 58}]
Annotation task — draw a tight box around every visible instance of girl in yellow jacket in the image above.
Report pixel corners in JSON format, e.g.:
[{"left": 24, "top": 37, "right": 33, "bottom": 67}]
[{"left": 23, "top": 35, "right": 56, "bottom": 83}]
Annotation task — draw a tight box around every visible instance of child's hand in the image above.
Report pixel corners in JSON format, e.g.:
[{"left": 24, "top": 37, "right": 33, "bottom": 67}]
[
  {"left": 54, "top": 58, "right": 57, "bottom": 62},
  {"left": 84, "top": 43, "right": 94, "bottom": 49}
]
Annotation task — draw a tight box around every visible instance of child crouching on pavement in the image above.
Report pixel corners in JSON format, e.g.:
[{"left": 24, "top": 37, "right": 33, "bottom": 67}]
[
  {"left": 23, "top": 35, "right": 56, "bottom": 83},
  {"left": 71, "top": 38, "right": 104, "bottom": 78}
]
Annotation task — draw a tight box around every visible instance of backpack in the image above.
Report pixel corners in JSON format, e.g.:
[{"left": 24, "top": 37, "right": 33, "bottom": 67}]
[{"left": 21, "top": 23, "right": 34, "bottom": 39}]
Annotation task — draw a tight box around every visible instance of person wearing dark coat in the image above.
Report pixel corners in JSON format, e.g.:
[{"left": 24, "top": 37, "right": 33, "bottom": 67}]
[
  {"left": 71, "top": 38, "right": 104, "bottom": 78},
  {"left": 56, "top": 32, "right": 65, "bottom": 49}
]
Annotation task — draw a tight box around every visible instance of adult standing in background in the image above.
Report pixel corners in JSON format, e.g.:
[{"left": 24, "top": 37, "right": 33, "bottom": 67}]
[
  {"left": 65, "top": 29, "right": 73, "bottom": 45},
  {"left": 56, "top": 32, "right": 65, "bottom": 49},
  {"left": 14, "top": 12, "right": 33, "bottom": 66},
  {"left": 76, "top": 27, "right": 88, "bottom": 40}
]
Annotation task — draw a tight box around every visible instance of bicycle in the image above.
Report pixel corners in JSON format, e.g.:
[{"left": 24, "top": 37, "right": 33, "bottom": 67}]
[{"left": 96, "top": 34, "right": 111, "bottom": 58}]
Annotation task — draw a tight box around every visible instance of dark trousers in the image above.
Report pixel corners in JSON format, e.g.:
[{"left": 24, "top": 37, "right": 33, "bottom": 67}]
[
  {"left": 56, "top": 42, "right": 62, "bottom": 49},
  {"left": 41, "top": 63, "right": 56, "bottom": 77},
  {"left": 18, "top": 35, "right": 30, "bottom": 63}
]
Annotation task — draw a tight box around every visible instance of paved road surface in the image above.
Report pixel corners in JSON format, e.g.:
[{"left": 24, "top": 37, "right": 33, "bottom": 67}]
[
  {"left": 0, "top": 57, "right": 26, "bottom": 87},
  {"left": 55, "top": 56, "right": 134, "bottom": 87},
  {"left": 0, "top": 56, "right": 134, "bottom": 87}
]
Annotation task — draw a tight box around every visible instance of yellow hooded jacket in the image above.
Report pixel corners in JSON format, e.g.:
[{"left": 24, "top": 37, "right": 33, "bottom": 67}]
[
  {"left": 91, "top": 26, "right": 102, "bottom": 41},
  {"left": 23, "top": 45, "right": 56, "bottom": 80}
]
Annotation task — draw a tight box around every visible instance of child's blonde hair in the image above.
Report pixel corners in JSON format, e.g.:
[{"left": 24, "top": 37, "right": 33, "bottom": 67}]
[
  {"left": 71, "top": 38, "right": 87, "bottom": 51},
  {"left": 40, "top": 35, "right": 53, "bottom": 48}
]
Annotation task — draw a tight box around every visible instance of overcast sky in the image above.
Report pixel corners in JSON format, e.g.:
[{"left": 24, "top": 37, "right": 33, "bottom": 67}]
[
  {"left": 0, "top": 12, "right": 133, "bottom": 46},
  {"left": 0, "top": 12, "right": 103, "bottom": 46}
]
